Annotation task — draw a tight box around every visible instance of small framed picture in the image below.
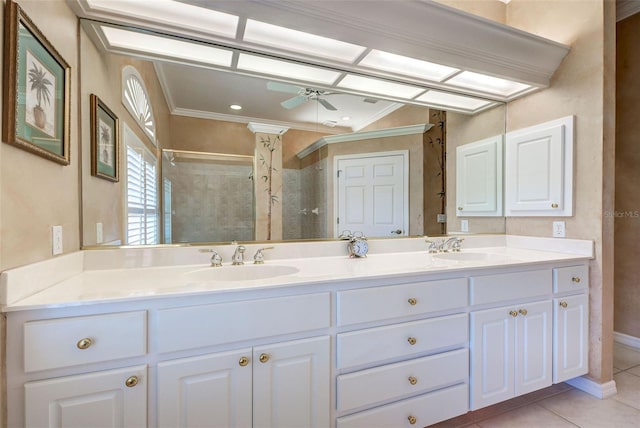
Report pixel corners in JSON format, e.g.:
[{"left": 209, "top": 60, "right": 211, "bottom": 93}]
[
  {"left": 2, "top": 0, "right": 70, "bottom": 165},
  {"left": 90, "top": 94, "right": 119, "bottom": 182}
]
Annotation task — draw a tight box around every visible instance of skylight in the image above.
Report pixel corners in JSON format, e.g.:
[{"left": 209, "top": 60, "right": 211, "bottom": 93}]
[
  {"left": 87, "top": 0, "right": 239, "bottom": 38},
  {"left": 101, "top": 26, "right": 233, "bottom": 67},
  {"left": 358, "top": 50, "right": 460, "bottom": 82},
  {"left": 337, "top": 75, "right": 425, "bottom": 99},
  {"left": 445, "top": 71, "right": 533, "bottom": 97},
  {"left": 416, "top": 90, "right": 493, "bottom": 111},
  {"left": 237, "top": 54, "right": 342, "bottom": 85},
  {"left": 243, "top": 19, "right": 366, "bottom": 63}
]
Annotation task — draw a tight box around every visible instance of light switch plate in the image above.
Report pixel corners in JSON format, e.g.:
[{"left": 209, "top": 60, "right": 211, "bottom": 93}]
[
  {"left": 52, "top": 225, "right": 63, "bottom": 255},
  {"left": 437, "top": 214, "right": 447, "bottom": 223},
  {"left": 552, "top": 221, "right": 565, "bottom": 238}
]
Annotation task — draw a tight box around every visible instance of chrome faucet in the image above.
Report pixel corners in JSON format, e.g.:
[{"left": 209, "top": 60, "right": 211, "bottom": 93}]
[
  {"left": 425, "top": 239, "right": 440, "bottom": 254},
  {"left": 199, "top": 249, "right": 223, "bottom": 267},
  {"left": 232, "top": 245, "right": 246, "bottom": 265},
  {"left": 253, "top": 247, "right": 274, "bottom": 264}
]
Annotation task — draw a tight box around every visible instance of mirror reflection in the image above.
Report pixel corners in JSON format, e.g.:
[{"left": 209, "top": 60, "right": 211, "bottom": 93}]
[{"left": 80, "top": 21, "right": 506, "bottom": 247}]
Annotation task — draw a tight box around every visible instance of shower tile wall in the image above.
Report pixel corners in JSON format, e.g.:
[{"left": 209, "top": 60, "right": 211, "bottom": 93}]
[
  {"left": 282, "top": 159, "right": 328, "bottom": 240},
  {"left": 166, "top": 161, "right": 254, "bottom": 243}
]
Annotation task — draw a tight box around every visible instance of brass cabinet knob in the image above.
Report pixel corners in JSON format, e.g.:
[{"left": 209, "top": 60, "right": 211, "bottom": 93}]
[
  {"left": 408, "top": 415, "right": 417, "bottom": 425},
  {"left": 239, "top": 356, "right": 249, "bottom": 367},
  {"left": 458, "top": 207, "right": 463, "bottom": 211},
  {"left": 408, "top": 376, "right": 418, "bottom": 385},
  {"left": 551, "top": 203, "right": 559, "bottom": 208},
  {"left": 509, "top": 310, "right": 518, "bottom": 317},
  {"left": 408, "top": 298, "right": 417, "bottom": 306},
  {"left": 519, "top": 309, "right": 528, "bottom": 316},
  {"left": 572, "top": 276, "right": 581, "bottom": 283},
  {"left": 125, "top": 376, "right": 139, "bottom": 388},
  {"left": 259, "top": 353, "right": 270, "bottom": 363},
  {"left": 407, "top": 337, "right": 417, "bottom": 345},
  {"left": 76, "top": 338, "right": 93, "bottom": 350},
  {"left": 559, "top": 301, "right": 568, "bottom": 308}
]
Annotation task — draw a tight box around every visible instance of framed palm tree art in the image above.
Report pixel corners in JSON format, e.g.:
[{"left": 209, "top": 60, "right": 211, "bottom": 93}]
[
  {"left": 90, "top": 94, "right": 119, "bottom": 182},
  {"left": 2, "top": 0, "right": 70, "bottom": 165}
]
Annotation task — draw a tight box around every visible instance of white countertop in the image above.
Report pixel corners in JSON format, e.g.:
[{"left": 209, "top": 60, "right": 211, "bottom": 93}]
[{"left": 0, "top": 235, "right": 594, "bottom": 312}]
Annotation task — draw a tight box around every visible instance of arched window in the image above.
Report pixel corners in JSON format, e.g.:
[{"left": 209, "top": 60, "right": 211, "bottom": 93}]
[{"left": 122, "top": 65, "right": 156, "bottom": 145}]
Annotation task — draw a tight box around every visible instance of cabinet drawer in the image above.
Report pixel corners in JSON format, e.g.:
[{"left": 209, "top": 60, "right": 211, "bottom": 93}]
[
  {"left": 337, "top": 348, "right": 468, "bottom": 412},
  {"left": 470, "top": 269, "right": 551, "bottom": 305},
  {"left": 337, "top": 313, "right": 467, "bottom": 369},
  {"left": 24, "top": 311, "right": 147, "bottom": 373},
  {"left": 337, "top": 278, "right": 468, "bottom": 326},
  {"left": 336, "top": 383, "right": 469, "bottom": 428},
  {"left": 158, "top": 293, "right": 330, "bottom": 353},
  {"left": 554, "top": 265, "right": 588, "bottom": 293}
]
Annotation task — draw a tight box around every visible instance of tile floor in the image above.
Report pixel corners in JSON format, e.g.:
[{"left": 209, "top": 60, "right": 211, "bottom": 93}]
[{"left": 432, "top": 342, "right": 640, "bottom": 427}]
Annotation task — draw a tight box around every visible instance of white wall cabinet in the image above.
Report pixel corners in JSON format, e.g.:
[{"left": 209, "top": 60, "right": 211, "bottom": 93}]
[
  {"left": 25, "top": 365, "right": 147, "bottom": 428},
  {"left": 158, "top": 336, "right": 330, "bottom": 428},
  {"left": 456, "top": 135, "right": 503, "bottom": 217},
  {"left": 505, "top": 116, "right": 574, "bottom": 216},
  {"left": 470, "top": 300, "right": 552, "bottom": 410}
]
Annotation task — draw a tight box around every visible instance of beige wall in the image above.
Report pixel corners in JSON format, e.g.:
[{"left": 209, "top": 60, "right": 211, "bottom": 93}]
[{"left": 614, "top": 13, "right": 640, "bottom": 338}]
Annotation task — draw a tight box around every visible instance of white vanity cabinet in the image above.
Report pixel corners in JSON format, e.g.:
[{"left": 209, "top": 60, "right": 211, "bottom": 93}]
[{"left": 158, "top": 336, "right": 330, "bottom": 428}]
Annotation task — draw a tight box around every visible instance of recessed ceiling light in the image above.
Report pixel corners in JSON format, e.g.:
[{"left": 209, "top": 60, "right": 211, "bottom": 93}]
[
  {"left": 359, "top": 50, "right": 459, "bottom": 82},
  {"left": 337, "top": 74, "right": 425, "bottom": 99},
  {"left": 445, "top": 71, "right": 532, "bottom": 97},
  {"left": 341, "top": 116, "right": 351, "bottom": 121},
  {"left": 229, "top": 104, "right": 242, "bottom": 110},
  {"left": 87, "top": 0, "right": 239, "bottom": 38},
  {"left": 415, "top": 90, "right": 493, "bottom": 111},
  {"left": 100, "top": 26, "right": 233, "bottom": 67},
  {"left": 237, "top": 54, "right": 341, "bottom": 85},
  {"left": 243, "top": 19, "right": 366, "bottom": 63}
]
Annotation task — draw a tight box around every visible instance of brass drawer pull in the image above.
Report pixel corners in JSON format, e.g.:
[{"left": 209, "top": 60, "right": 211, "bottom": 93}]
[
  {"left": 76, "top": 338, "right": 93, "bottom": 350},
  {"left": 572, "top": 276, "right": 581, "bottom": 283},
  {"left": 408, "top": 376, "right": 418, "bottom": 385},
  {"left": 408, "top": 298, "right": 417, "bottom": 306},
  {"left": 519, "top": 309, "right": 528, "bottom": 316},
  {"left": 239, "top": 356, "right": 249, "bottom": 367},
  {"left": 407, "top": 337, "right": 417, "bottom": 345},
  {"left": 551, "top": 203, "right": 559, "bottom": 208},
  {"left": 125, "top": 376, "right": 139, "bottom": 388},
  {"left": 408, "top": 415, "right": 417, "bottom": 425},
  {"left": 559, "top": 301, "right": 568, "bottom": 308},
  {"left": 509, "top": 310, "right": 518, "bottom": 317},
  {"left": 259, "top": 353, "right": 270, "bottom": 363}
]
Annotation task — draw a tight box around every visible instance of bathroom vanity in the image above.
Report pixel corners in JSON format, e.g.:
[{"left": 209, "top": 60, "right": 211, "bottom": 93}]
[{"left": 1, "top": 235, "right": 591, "bottom": 427}]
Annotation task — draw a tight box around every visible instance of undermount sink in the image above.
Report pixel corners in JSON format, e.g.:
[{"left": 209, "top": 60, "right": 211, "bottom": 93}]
[
  {"left": 433, "top": 251, "right": 515, "bottom": 263},
  {"left": 185, "top": 264, "right": 300, "bottom": 282}
]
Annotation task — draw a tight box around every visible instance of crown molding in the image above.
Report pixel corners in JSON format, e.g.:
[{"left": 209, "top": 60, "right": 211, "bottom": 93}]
[
  {"left": 247, "top": 122, "right": 290, "bottom": 135},
  {"left": 296, "top": 123, "right": 433, "bottom": 159}
]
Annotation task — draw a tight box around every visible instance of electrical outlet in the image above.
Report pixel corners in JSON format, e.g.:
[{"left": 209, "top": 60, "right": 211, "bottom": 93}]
[
  {"left": 460, "top": 219, "right": 469, "bottom": 232},
  {"left": 52, "top": 225, "right": 63, "bottom": 255},
  {"left": 553, "top": 221, "right": 566, "bottom": 238},
  {"left": 97, "top": 222, "right": 103, "bottom": 244}
]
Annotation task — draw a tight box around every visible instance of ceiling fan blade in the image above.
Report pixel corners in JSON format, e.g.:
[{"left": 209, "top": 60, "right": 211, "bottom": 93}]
[
  {"left": 318, "top": 98, "right": 337, "bottom": 111},
  {"left": 267, "top": 81, "right": 302, "bottom": 94},
  {"left": 281, "top": 95, "right": 308, "bottom": 109}
]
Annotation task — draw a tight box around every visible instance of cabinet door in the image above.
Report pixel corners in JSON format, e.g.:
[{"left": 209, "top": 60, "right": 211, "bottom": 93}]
[
  {"left": 25, "top": 365, "right": 146, "bottom": 428},
  {"left": 554, "top": 294, "right": 589, "bottom": 383},
  {"left": 515, "top": 300, "right": 552, "bottom": 395},
  {"left": 157, "top": 348, "right": 252, "bottom": 428},
  {"left": 505, "top": 116, "right": 574, "bottom": 216},
  {"left": 456, "top": 135, "right": 503, "bottom": 217},
  {"left": 253, "top": 336, "right": 330, "bottom": 428},
  {"left": 470, "top": 306, "right": 515, "bottom": 410}
]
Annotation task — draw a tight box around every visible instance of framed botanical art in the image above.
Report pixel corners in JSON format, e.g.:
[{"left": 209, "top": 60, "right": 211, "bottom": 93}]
[
  {"left": 90, "top": 94, "right": 119, "bottom": 182},
  {"left": 2, "top": 0, "right": 70, "bottom": 165}
]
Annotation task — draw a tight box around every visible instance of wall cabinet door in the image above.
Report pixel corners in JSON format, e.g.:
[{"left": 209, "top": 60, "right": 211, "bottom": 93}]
[
  {"left": 505, "top": 115, "right": 574, "bottom": 216},
  {"left": 25, "top": 365, "right": 147, "bottom": 428},
  {"left": 157, "top": 348, "right": 253, "bottom": 428},
  {"left": 471, "top": 300, "right": 552, "bottom": 410},
  {"left": 554, "top": 294, "right": 589, "bottom": 383},
  {"left": 253, "top": 336, "right": 330, "bottom": 428},
  {"left": 456, "top": 135, "right": 503, "bottom": 217}
]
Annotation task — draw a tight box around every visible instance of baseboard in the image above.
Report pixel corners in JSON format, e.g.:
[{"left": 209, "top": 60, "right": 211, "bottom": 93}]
[
  {"left": 614, "top": 331, "right": 640, "bottom": 349},
  {"left": 566, "top": 377, "right": 617, "bottom": 399}
]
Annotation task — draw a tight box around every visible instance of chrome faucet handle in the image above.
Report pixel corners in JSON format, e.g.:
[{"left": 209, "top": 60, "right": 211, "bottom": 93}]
[
  {"left": 442, "top": 237, "right": 464, "bottom": 252},
  {"left": 199, "top": 249, "right": 223, "bottom": 267},
  {"left": 232, "top": 245, "right": 246, "bottom": 265},
  {"left": 451, "top": 237, "right": 464, "bottom": 252},
  {"left": 253, "top": 246, "right": 275, "bottom": 264},
  {"left": 425, "top": 239, "right": 439, "bottom": 254}
]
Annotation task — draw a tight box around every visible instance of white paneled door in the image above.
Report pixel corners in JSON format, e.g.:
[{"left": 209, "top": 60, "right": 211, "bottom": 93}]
[{"left": 336, "top": 151, "right": 408, "bottom": 238}]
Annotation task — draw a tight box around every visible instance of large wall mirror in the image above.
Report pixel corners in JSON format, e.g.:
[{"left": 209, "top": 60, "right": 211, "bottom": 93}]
[{"left": 79, "top": 21, "right": 506, "bottom": 247}]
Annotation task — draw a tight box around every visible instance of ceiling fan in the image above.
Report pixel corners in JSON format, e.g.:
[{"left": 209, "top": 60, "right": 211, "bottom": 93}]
[{"left": 267, "top": 81, "right": 337, "bottom": 111}]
